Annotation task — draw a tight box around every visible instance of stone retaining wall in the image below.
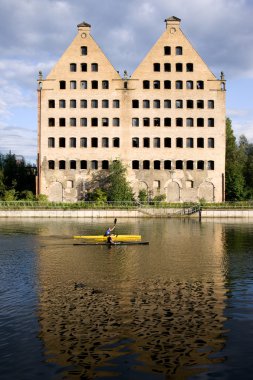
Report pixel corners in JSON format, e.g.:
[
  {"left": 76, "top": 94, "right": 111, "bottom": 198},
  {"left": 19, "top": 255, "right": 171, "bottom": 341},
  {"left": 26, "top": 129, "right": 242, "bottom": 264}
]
[{"left": 0, "top": 209, "right": 253, "bottom": 218}]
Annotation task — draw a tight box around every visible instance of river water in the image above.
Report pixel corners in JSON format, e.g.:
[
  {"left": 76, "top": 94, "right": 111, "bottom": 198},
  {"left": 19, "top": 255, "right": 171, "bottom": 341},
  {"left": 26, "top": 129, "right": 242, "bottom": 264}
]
[{"left": 1, "top": 217, "right": 253, "bottom": 380}]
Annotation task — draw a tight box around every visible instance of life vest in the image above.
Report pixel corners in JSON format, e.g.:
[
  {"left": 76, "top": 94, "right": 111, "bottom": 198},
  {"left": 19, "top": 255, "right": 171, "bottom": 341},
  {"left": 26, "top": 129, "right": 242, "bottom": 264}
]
[{"left": 104, "top": 228, "right": 111, "bottom": 236}]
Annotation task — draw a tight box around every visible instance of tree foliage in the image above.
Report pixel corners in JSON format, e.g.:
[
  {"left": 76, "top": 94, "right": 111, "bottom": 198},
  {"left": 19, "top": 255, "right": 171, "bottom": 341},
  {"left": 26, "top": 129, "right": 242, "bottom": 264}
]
[
  {"left": 0, "top": 152, "right": 36, "bottom": 200},
  {"left": 106, "top": 160, "right": 134, "bottom": 202},
  {"left": 225, "top": 118, "right": 245, "bottom": 200},
  {"left": 225, "top": 118, "right": 253, "bottom": 201}
]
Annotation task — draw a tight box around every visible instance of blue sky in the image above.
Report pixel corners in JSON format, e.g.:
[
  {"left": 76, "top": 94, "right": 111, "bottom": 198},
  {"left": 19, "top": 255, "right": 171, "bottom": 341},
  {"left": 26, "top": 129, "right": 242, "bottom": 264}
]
[{"left": 0, "top": 0, "right": 252, "bottom": 163}]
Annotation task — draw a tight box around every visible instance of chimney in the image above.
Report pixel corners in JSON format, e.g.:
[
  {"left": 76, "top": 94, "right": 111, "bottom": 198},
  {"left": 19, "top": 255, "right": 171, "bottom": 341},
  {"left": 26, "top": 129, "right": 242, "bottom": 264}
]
[
  {"left": 165, "top": 16, "right": 181, "bottom": 30},
  {"left": 77, "top": 21, "right": 91, "bottom": 36}
]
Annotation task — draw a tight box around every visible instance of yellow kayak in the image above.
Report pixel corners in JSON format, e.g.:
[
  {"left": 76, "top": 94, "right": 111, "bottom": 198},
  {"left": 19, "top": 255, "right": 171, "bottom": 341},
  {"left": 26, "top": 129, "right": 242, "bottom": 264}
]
[{"left": 73, "top": 235, "right": 141, "bottom": 241}]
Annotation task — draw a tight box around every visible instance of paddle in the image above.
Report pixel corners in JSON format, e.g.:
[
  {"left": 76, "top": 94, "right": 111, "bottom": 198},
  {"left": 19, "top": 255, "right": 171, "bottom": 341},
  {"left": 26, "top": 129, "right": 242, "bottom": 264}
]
[{"left": 113, "top": 218, "right": 117, "bottom": 235}]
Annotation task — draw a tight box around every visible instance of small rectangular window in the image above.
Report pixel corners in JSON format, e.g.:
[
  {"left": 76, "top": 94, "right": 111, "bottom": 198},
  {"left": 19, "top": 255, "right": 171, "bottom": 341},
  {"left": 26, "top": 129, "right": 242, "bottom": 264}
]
[
  {"left": 176, "top": 63, "right": 183, "bottom": 72},
  {"left": 80, "top": 99, "right": 87, "bottom": 108},
  {"left": 154, "top": 118, "right": 160, "bottom": 127},
  {"left": 91, "top": 118, "right": 98, "bottom": 127},
  {"left": 70, "top": 99, "right": 76, "bottom": 108},
  {"left": 164, "top": 63, "right": 171, "bottom": 72},
  {"left": 102, "top": 118, "right": 109, "bottom": 127},
  {"left": 132, "top": 100, "right": 139, "bottom": 108},
  {"left": 81, "top": 63, "right": 87, "bottom": 72},
  {"left": 164, "top": 138, "right": 171, "bottom": 147},
  {"left": 164, "top": 118, "right": 171, "bottom": 127},
  {"left": 70, "top": 63, "right": 77, "bottom": 72},
  {"left": 70, "top": 137, "right": 76, "bottom": 148},
  {"left": 102, "top": 80, "right": 109, "bottom": 89},
  {"left": 102, "top": 99, "right": 109, "bottom": 108},
  {"left": 153, "top": 138, "right": 160, "bottom": 148},
  {"left": 132, "top": 118, "right": 139, "bottom": 127},
  {"left": 113, "top": 118, "right": 120, "bottom": 127},
  {"left": 102, "top": 137, "right": 109, "bottom": 147},
  {"left": 59, "top": 118, "right": 66, "bottom": 127},
  {"left": 80, "top": 118, "right": 87, "bottom": 127},
  {"left": 59, "top": 81, "right": 66, "bottom": 89},
  {"left": 113, "top": 100, "right": 120, "bottom": 108},
  {"left": 80, "top": 137, "right": 87, "bottom": 148},
  {"left": 153, "top": 63, "right": 160, "bottom": 72},
  {"left": 59, "top": 99, "right": 66, "bottom": 108},
  {"left": 70, "top": 80, "right": 76, "bottom": 89},
  {"left": 91, "top": 138, "right": 98, "bottom": 147},
  {"left": 70, "top": 118, "right": 76, "bottom": 127},
  {"left": 143, "top": 100, "right": 150, "bottom": 108},
  {"left": 92, "top": 80, "right": 98, "bottom": 89},
  {"left": 81, "top": 81, "right": 87, "bottom": 89},
  {"left": 186, "top": 63, "right": 193, "bottom": 72},
  {"left": 48, "top": 118, "right": 55, "bottom": 127},
  {"left": 186, "top": 138, "right": 194, "bottom": 148},
  {"left": 91, "top": 99, "right": 98, "bottom": 108},
  {"left": 176, "top": 46, "right": 183, "bottom": 55},
  {"left": 59, "top": 138, "right": 65, "bottom": 148},
  {"left": 143, "top": 118, "right": 150, "bottom": 127},
  {"left": 164, "top": 46, "right": 171, "bottom": 55},
  {"left": 48, "top": 137, "right": 55, "bottom": 148},
  {"left": 81, "top": 46, "right": 87, "bottom": 55},
  {"left": 91, "top": 63, "right": 98, "bottom": 72},
  {"left": 143, "top": 80, "right": 150, "bottom": 89},
  {"left": 208, "top": 138, "right": 215, "bottom": 148},
  {"left": 143, "top": 138, "right": 150, "bottom": 148},
  {"left": 48, "top": 100, "right": 55, "bottom": 108},
  {"left": 164, "top": 100, "right": 171, "bottom": 108}
]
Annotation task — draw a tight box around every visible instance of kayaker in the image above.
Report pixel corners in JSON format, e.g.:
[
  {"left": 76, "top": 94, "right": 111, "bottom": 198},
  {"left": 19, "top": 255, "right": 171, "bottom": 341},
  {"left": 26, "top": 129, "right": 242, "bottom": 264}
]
[
  {"left": 107, "top": 235, "right": 116, "bottom": 245},
  {"left": 104, "top": 224, "right": 116, "bottom": 236}
]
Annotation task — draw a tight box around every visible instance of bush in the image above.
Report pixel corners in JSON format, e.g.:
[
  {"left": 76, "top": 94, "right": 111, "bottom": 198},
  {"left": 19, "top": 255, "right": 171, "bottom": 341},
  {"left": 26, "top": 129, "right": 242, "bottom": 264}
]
[
  {"left": 36, "top": 194, "right": 48, "bottom": 202},
  {"left": 2, "top": 189, "right": 17, "bottom": 201},
  {"left": 20, "top": 190, "right": 35, "bottom": 201}
]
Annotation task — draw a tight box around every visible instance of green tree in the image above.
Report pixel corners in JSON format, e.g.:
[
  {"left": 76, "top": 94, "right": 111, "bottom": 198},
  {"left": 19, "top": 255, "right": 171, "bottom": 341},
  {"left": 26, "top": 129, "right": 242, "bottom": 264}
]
[
  {"left": 225, "top": 118, "right": 245, "bottom": 200},
  {"left": 238, "top": 135, "right": 253, "bottom": 198},
  {"left": 138, "top": 189, "right": 148, "bottom": 203},
  {"left": 86, "top": 188, "right": 107, "bottom": 203},
  {"left": 106, "top": 160, "right": 134, "bottom": 202},
  {"left": 0, "top": 152, "right": 36, "bottom": 200}
]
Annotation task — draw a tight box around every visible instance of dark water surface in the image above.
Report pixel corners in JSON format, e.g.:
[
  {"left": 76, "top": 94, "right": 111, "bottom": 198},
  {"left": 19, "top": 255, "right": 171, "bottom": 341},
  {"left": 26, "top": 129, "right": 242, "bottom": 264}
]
[{"left": 1, "top": 218, "right": 253, "bottom": 379}]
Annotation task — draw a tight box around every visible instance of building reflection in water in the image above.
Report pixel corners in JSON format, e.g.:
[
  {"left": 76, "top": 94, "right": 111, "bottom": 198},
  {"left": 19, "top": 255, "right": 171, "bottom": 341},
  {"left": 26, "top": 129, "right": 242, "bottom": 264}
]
[{"left": 36, "top": 219, "right": 228, "bottom": 379}]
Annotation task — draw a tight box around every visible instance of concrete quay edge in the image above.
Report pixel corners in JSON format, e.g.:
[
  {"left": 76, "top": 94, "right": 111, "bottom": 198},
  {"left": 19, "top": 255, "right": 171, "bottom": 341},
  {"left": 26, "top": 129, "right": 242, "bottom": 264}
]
[{"left": 0, "top": 209, "right": 253, "bottom": 218}]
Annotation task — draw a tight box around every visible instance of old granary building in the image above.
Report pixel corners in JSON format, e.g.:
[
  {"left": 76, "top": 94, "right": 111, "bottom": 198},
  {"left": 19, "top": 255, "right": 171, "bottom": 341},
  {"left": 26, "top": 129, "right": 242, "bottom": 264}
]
[{"left": 37, "top": 16, "right": 226, "bottom": 202}]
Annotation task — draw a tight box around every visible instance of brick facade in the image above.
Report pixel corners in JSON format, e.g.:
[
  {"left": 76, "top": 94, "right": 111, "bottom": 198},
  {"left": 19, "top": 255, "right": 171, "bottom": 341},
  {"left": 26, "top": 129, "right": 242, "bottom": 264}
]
[{"left": 37, "top": 16, "right": 226, "bottom": 202}]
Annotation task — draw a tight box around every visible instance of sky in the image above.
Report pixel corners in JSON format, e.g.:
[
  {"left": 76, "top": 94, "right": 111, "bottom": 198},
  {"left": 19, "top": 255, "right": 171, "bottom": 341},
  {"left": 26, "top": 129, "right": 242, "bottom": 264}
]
[{"left": 0, "top": 0, "right": 252, "bottom": 163}]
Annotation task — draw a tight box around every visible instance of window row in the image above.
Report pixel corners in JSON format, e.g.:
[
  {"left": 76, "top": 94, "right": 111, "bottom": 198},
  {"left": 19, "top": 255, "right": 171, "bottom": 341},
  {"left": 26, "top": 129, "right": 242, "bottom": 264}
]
[
  {"left": 48, "top": 137, "right": 215, "bottom": 149},
  {"left": 132, "top": 160, "right": 214, "bottom": 170},
  {"left": 70, "top": 62, "right": 98, "bottom": 72},
  {"left": 48, "top": 137, "right": 120, "bottom": 148},
  {"left": 133, "top": 99, "right": 214, "bottom": 109},
  {"left": 164, "top": 46, "right": 183, "bottom": 55},
  {"left": 131, "top": 137, "right": 215, "bottom": 148},
  {"left": 48, "top": 99, "right": 120, "bottom": 109},
  {"left": 143, "top": 80, "right": 204, "bottom": 90},
  {"left": 48, "top": 98, "right": 215, "bottom": 109},
  {"left": 79, "top": 45, "right": 183, "bottom": 57},
  {"left": 48, "top": 117, "right": 215, "bottom": 128},
  {"left": 47, "top": 159, "right": 215, "bottom": 171},
  {"left": 48, "top": 117, "right": 120, "bottom": 127},
  {"left": 153, "top": 62, "right": 193, "bottom": 72},
  {"left": 59, "top": 80, "right": 109, "bottom": 90},
  {"left": 131, "top": 117, "right": 215, "bottom": 127}
]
